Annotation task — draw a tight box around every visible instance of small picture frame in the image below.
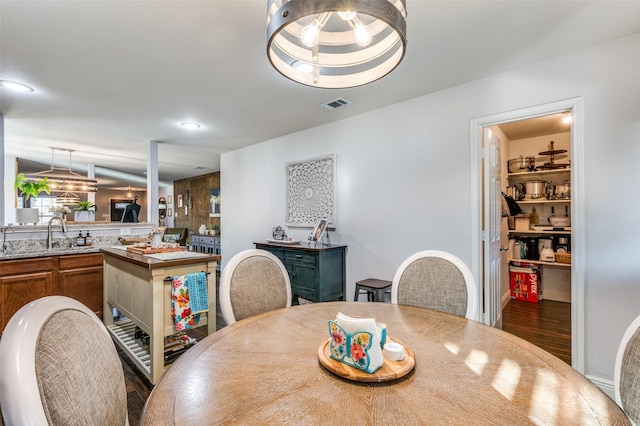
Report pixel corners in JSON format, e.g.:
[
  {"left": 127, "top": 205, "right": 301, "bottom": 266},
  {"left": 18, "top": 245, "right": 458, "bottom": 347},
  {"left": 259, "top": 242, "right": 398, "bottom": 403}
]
[
  {"left": 167, "top": 208, "right": 173, "bottom": 217},
  {"left": 177, "top": 194, "right": 183, "bottom": 207},
  {"left": 309, "top": 218, "right": 329, "bottom": 243},
  {"left": 167, "top": 195, "right": 173, "bottom": 205}
]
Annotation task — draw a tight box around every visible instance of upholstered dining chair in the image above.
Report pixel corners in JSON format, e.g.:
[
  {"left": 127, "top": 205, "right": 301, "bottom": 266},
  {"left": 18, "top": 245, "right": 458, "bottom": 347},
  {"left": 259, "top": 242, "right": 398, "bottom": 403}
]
[
  {"left": 614, "top": 313, "right": 640, "bottom": 425},
  {"left": 219, "top": 249, "right": 292, "bottom": 325},
  {"left": 391, "top": 250, "right": 479, "bottom": 321},
  {"left": 0, "top": 296, "right": 129, "bottom": 426}
]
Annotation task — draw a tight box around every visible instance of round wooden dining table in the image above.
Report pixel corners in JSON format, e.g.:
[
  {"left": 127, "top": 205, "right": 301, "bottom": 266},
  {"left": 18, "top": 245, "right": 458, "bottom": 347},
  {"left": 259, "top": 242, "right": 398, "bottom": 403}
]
[{"left": 141, "top": 302, "right": 629, "bottom": 425}]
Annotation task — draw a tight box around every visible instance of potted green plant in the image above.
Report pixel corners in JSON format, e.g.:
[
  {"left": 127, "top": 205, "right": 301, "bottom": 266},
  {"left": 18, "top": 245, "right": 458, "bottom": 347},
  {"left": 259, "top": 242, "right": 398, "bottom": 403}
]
[
  {"left": 73, "top": 201, "right": 96, "bottom": 222},
  {"left": 209, "top": 224, "right": 219, "bottom": 236},
  {"left": 14, "top": 173, "right": 51, "bottom": 224}
]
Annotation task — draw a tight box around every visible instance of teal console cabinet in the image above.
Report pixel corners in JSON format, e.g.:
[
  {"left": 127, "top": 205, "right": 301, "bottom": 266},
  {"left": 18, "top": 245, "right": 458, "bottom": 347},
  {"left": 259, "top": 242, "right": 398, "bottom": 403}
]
[{"left": 254, "top": 242, "right": 347, "bottom": 303}]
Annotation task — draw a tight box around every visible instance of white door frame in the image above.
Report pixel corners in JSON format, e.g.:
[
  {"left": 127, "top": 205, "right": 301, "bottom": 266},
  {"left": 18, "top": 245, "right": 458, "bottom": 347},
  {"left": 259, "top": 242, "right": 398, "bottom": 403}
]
[{"left": 470, "top": 97, "right": 585, "bottom": 373}]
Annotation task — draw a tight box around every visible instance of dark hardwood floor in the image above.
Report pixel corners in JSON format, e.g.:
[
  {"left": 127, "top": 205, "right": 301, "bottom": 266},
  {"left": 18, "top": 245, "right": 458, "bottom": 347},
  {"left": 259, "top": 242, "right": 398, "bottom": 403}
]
[
  {"left": 122, "top": 318, "right": 221, "bottom": 425},
  {"left": 502, "top": 298, "right": 572, "bottom": 365},
  {"left": 123, "top": 275, "right": 225, "bottom": 426}
]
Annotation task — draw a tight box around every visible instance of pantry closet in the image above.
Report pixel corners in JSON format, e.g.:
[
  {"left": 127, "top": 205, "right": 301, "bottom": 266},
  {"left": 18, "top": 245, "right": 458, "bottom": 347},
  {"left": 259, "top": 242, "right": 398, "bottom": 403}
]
[{"left": 496, "top": 112, "right": 572, "bottom": 362}]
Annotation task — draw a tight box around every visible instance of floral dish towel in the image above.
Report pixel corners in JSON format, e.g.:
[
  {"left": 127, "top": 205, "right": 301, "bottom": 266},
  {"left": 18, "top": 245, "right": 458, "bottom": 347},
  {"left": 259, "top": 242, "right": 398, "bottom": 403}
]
[{"left": 171, "top": 273, "right": 208, "bottom": 330}]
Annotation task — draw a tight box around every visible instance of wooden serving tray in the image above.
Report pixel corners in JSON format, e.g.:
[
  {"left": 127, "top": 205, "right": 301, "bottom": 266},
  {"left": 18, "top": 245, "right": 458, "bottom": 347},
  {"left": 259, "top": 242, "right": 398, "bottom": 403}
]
[
  {"left": 126, "top": 246, "right": 187, "bottom": 255},
  {"left": 318, "top": 337, "right": 415, "bottom": 382}
]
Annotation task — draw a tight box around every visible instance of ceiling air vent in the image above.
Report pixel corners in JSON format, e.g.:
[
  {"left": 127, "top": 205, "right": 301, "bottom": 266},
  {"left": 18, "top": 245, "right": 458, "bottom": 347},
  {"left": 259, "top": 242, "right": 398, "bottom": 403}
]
[{"left": 318, "top": 98, "right": 352, "bottom": 110}]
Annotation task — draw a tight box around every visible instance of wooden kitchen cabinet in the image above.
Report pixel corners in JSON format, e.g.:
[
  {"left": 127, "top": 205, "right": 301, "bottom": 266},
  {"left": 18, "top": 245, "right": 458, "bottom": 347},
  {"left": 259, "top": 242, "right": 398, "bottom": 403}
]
[
  {"left": 0, "top": 252, "right": 104, "bottom": 336},
  {"left": 254, "top": 242, "right": 347, "bottom": 303},
  {"left": 57, "top": 253, "right": 104, "bottom": 317},
  {"left": 0, "top": 258, "right": 54, "bottom": 335}
]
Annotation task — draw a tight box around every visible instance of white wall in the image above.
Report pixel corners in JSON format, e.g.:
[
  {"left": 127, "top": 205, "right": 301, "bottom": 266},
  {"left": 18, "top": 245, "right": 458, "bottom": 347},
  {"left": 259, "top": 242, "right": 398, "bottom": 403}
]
[{"left": 221, "top": 33, "right": 640, "bottom": 386}]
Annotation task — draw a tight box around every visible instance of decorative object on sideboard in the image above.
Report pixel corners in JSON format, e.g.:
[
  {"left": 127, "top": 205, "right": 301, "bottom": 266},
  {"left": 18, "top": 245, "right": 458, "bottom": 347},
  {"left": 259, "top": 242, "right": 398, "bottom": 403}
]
[
  {"left": 308, "top": 218, "right": 330, "bottom": 246},
  {"left": 272, "top": 226, "right": 287, "bottom": 240}
]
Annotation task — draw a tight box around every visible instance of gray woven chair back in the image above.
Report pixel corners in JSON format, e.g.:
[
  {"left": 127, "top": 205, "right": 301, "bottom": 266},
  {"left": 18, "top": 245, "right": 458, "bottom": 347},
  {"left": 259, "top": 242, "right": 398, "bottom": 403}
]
[
  {"left": 620, "top": 327, "right": 640, "bottom": 424},
  {"left": 230, "top": 256, "right": 290, "bottom": 321},
  {"left": 397, "top": 257, "right": 468, "bottom": 317},
  {"left": 36, "top": 309, "right": 128, "bottom": 425}
]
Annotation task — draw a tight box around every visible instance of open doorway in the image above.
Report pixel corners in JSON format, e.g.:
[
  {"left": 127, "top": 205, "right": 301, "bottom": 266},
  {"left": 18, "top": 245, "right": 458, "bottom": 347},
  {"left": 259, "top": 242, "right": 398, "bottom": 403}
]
[
  {"left": 495, "top": 114, "right": 572, "bottom": 365},
  {"left": 470, "top": 97, "right": 586, "bottom": 372}
]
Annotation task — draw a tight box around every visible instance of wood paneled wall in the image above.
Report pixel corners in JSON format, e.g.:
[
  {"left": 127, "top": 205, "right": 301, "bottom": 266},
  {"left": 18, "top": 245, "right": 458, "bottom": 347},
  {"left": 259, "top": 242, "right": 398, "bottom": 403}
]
[{"left": 173, "top": 172, "right": 220, "bottom": 236}]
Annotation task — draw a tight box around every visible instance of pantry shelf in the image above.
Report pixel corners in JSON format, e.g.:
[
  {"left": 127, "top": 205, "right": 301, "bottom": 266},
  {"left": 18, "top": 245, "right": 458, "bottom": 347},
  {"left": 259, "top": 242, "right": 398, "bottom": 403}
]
[
  {"left": 517, "top": 199, "right": 570, "bottom": 204},
  {"left": 508, "top": 258, "right": 571, "bottom": 267}
]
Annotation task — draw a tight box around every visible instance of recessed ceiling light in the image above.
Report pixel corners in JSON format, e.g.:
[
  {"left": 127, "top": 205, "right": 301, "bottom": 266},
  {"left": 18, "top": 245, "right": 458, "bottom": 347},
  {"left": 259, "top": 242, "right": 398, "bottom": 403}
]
[
  {"left": 180, "top": 122, "right": 201, "bottom": 130},
  {"left": 0, "top": 80, "right": 34, "bottom": 92}
]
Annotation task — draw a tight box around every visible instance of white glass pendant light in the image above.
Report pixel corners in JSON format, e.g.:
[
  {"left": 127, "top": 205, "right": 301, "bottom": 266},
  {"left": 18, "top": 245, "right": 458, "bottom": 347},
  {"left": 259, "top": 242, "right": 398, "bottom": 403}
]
[{"left": 267, "top": 0, "right": 407, "bottom": 89}]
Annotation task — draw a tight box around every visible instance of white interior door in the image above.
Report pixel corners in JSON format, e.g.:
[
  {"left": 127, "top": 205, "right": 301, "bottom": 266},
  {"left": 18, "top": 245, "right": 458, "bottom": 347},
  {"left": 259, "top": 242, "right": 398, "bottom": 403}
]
[{"left": 483, "top": 127, "right": 502, "bottom": 327}]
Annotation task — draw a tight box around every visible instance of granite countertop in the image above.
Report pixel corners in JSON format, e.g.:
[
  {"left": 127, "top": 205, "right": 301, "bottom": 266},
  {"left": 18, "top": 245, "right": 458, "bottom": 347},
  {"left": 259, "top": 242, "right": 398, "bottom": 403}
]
[{"left": 0, "top": 245, "right": 102, "bottom": 260}]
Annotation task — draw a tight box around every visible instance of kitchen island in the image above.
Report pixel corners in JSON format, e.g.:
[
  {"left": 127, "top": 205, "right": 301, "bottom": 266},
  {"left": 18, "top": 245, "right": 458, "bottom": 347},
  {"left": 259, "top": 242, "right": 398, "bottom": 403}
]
[{"left": 101, "top": 247, "right": 220, "bottom": 384}]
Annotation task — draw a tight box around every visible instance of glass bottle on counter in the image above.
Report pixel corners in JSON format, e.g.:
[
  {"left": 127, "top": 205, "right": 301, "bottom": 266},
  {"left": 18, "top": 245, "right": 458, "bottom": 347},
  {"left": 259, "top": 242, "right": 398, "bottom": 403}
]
[
  {"left": 76, "top": 232, "right": 85, "bottom": 247},
  {"left": 85, "top": 231, "right": 93, "bottom": 247}
]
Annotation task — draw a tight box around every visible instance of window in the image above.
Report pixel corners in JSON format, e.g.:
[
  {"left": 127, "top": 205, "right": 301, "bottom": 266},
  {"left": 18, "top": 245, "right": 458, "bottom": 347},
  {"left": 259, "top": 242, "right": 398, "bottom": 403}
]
[{"left": 23, "top": 196, "right": 59, "bottom": 224}]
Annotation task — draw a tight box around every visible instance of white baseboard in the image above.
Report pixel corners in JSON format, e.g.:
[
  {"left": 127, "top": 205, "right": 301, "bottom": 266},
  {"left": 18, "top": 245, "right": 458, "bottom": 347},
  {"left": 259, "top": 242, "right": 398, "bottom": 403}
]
[
  {"left": 502, "top": 290, "right": 511, "bottom": 308},
  {"left": 542, "top": 290, "right": 571, "bottom": 303},
  {"left": 586, "top": 374, "right": 616, "bottom": 401}
]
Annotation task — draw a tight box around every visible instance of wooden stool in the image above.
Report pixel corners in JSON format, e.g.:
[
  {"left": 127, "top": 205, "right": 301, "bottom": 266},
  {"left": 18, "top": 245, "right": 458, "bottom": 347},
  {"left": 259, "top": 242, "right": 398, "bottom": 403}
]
[{"left": 354, "top": 278, "right": 392, "bottom": 302}]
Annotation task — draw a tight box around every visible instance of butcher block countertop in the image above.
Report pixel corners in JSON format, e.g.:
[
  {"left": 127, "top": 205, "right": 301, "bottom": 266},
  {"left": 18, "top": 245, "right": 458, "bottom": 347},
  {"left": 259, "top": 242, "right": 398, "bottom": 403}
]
[{"left": 100, "top": 246, "right": 220, "bottom": 269}]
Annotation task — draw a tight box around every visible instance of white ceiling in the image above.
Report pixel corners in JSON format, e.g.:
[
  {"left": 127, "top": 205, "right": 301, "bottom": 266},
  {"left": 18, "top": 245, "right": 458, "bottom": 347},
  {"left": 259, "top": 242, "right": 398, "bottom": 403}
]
[{"left": 2, "top": 0, "right": 640, "bottom": 189}]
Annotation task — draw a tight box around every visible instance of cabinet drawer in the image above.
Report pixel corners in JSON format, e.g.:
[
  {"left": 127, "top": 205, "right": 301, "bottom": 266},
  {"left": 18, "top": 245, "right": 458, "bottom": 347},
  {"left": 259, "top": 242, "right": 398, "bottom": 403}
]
[
  {"left": 258, "top": 246, "right": 286, "bottom": 261},
  {"left": 284, "top": 251, "right": 317, "bottom": 265},
  {"left": 59, "top": 253, "right": 103, "bottom": 270},
  {"left": 0, "top": 258, "right": 54, "bottom": 277},
  {"left": 200, "top": 236, "right": 219, "bottom": 245}
]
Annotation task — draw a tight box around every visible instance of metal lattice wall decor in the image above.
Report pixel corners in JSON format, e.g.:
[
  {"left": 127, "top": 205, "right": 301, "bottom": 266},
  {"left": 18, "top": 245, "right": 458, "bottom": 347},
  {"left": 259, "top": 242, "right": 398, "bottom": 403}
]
[{"left": 286, "top": 155, "right": 335, "bottom": 228}]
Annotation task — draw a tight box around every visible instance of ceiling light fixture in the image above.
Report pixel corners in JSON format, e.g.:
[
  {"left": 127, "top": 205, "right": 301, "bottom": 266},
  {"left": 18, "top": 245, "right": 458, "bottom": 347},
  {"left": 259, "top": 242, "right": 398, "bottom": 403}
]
[
  {"left": 24, "top": 147, "right": 98, "bottom": 194},
  {"left": 181, "top": 122, "right": 201, "bottom": 130},
  {"left": 267, "top": 0, "right": 407, "bottom": 89},
  {"left": 0, "top": 80, "right": 34, "bottom": 92}
]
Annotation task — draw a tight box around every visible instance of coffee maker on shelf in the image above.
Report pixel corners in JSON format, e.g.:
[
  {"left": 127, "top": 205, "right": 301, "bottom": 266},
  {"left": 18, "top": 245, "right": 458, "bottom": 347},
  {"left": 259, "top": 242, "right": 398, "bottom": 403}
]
[
  {"left": 524, "top": 237, "right": 539, "bottom": 261},
  {"left": 553, "top": 235, "right": 571, "bottom": 253}
]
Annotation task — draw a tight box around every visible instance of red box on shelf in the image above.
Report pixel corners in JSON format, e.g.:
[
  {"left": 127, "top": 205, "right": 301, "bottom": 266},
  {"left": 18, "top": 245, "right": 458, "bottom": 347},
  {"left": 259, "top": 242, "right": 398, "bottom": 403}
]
[{"left": 509, "top": 265, "right": 540, "bottom": 303}]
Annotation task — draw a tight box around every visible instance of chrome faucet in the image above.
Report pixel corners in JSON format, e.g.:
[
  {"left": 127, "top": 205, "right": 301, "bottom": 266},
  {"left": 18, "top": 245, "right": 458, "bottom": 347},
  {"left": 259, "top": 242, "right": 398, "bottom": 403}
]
[{"left": 47, "top": 216, "right": 68, "bottom": 250}]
